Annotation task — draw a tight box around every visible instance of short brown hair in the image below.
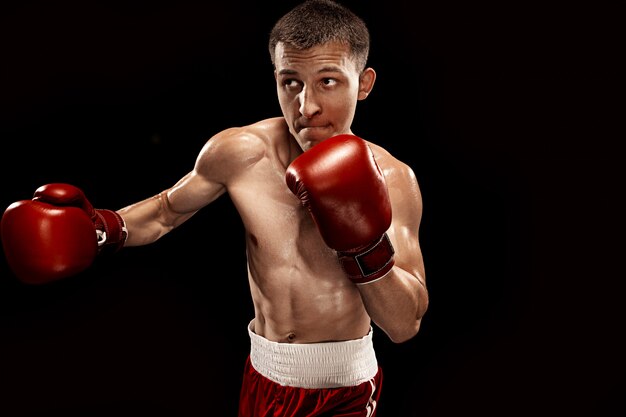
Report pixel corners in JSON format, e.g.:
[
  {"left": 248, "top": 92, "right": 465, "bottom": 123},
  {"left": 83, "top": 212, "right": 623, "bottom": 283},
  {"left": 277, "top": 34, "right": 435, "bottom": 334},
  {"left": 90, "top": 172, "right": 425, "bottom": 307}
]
[{"left": 268, "top": 0, "right": 370, "bottom": 72}]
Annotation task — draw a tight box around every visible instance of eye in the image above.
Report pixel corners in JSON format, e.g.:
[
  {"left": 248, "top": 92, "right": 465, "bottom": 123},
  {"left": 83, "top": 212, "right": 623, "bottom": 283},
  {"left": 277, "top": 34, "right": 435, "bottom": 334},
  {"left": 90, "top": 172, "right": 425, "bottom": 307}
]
[
  {"left": 282, "top": 78, "right": 302, "bottom": 90},
  {"left": 321, "top": 78, "right": 338, "bottom": 87}
]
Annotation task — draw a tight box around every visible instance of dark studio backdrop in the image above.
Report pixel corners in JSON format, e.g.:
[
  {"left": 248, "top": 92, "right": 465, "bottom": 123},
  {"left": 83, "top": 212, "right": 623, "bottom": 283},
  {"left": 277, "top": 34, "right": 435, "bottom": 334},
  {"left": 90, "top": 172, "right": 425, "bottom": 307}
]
[{"left": 0, "top": 1, "right": 622, "bottom": 416}]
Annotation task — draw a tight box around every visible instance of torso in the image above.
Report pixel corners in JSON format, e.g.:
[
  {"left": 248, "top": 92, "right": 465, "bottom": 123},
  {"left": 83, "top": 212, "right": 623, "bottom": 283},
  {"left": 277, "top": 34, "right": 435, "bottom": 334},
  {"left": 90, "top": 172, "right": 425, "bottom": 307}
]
[{"left": 216, "top": 117, "right": 372, "bottom": 343}]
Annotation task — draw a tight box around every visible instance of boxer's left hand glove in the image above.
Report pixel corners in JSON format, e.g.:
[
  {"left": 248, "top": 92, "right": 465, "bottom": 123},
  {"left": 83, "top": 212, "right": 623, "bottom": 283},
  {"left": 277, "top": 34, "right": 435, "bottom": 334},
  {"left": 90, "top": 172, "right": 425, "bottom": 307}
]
[
  {"left": 286, "top": 134, "right": 395, "bottom": 284},
  {"left": 1, "top": 183, "right": 127, "bottom": 284}
]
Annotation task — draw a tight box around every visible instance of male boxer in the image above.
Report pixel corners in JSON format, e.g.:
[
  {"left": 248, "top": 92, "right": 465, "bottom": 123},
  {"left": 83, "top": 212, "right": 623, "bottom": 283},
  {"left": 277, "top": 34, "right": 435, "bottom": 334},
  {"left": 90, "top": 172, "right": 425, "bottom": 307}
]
[{"left": 1, "top": 1, "right": 428, "bottom": 415}]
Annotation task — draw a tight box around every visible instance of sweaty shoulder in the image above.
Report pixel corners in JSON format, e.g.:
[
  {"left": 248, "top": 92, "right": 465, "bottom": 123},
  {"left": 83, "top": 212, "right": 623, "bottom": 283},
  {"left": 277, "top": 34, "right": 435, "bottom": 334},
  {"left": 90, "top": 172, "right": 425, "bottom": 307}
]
[
  {"left": 194, "top": 117, "right": 289, "bottom": 185},
  {"left": 367, "top": 140, "right": 424, "bottom": 230},
  {"left": 366, "top": 141, "right": 417, "bottom": 185}
]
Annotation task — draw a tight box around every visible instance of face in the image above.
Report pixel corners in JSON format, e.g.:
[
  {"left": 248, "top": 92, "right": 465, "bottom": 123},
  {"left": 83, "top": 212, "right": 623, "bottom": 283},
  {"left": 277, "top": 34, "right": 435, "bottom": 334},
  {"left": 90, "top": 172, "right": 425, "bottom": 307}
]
[{"left": 274, "top": 41, "right": 375, "bottom": 151}]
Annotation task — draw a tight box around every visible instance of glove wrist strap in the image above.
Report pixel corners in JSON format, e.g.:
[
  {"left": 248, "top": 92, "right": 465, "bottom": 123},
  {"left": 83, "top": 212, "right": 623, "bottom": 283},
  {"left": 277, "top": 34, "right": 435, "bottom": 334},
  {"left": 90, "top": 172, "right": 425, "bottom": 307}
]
[
  {"left": 338, "top": 233, "right": 395, "bottom": 285},
  {"left": 94, "top": 209, "right": 127, "bottom": 253}
]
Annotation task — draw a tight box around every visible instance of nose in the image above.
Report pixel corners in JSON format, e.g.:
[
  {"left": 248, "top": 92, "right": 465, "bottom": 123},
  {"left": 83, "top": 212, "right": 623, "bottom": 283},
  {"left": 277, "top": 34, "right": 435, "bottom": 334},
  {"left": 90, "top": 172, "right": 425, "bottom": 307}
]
[{"left": 298, "top": 86, "right": 321, "bottom": 118}]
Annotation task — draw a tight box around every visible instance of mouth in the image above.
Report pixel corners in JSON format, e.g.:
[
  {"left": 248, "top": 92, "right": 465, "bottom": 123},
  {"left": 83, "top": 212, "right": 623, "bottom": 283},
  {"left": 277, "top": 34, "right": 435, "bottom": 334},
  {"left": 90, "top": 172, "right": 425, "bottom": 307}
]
[
  {"left": 296, "top": 124, "right": 325, "bottom": 133},
  {"left": 295, "top": 118, "right": 331, "bottom": 133},
  {"left": 296, "top": 125, "right": 337, "bottom": 143},
  {"left": 297, "top": 127, "right": 330, "bottom": 144}
]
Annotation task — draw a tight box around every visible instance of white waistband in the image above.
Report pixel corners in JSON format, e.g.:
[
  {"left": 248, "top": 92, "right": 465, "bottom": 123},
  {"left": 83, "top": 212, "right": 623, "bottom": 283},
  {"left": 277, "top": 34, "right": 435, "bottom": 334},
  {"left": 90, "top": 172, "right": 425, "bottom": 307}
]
[{"left": 248, "top": 319, "right": 378, "bottom": 389}]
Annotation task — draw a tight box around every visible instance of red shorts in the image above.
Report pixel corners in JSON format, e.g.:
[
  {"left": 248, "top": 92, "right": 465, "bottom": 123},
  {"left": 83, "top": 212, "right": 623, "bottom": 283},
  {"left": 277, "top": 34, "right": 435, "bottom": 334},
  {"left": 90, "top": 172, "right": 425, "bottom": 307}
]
[
  {"left": 238, "top": 320, "right": 383, "bottom": 417},
  {"left": 238, "top": 357, "right": 382, "bottom": 417}
]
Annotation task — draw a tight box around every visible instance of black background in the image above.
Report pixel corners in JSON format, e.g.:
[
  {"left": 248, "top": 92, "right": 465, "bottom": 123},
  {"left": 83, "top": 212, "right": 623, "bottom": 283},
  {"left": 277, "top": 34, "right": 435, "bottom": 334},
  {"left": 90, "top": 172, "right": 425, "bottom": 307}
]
[{"left": 0, "top": 1, "right": 622, "bottom": 416}]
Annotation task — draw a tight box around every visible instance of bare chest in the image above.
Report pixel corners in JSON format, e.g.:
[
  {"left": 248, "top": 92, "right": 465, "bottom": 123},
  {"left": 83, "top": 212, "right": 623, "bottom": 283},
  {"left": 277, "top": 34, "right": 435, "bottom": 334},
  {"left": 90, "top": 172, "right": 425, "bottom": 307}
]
[{"left": 227, "top": 156, "right": 341, "bottom": 276}]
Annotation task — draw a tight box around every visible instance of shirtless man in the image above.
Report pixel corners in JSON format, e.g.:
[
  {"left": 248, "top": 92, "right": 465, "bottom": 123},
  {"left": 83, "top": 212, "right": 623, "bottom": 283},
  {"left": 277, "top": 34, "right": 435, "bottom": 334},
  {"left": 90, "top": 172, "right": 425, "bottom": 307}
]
[{"left": 1, "top": 1, "right": 428, "bottom": 415}]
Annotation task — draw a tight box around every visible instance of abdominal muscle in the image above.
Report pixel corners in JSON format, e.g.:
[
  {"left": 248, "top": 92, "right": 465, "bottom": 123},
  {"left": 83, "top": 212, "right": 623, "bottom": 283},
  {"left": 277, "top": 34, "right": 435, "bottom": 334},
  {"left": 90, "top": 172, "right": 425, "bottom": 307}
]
[{"left": 245, "top": 231, "right": 372, "bottom": 344}]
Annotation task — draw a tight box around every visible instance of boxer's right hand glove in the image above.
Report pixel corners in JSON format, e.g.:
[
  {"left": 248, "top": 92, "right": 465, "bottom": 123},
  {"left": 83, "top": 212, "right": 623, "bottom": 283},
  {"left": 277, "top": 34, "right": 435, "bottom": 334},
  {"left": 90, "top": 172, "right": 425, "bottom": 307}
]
[{"left": 1, "top": 183, "right": 127, "bottom": 284}]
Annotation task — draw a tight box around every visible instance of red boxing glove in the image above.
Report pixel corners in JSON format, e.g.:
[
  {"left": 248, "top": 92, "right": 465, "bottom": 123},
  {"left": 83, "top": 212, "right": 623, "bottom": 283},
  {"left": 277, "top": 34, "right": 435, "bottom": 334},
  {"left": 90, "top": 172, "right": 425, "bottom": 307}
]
[
  {"left": 1, "top": 183, "right": 127, "bottom": 284},
  {"left": 286, "top": 134, "right": 395, "bottom": 284}
]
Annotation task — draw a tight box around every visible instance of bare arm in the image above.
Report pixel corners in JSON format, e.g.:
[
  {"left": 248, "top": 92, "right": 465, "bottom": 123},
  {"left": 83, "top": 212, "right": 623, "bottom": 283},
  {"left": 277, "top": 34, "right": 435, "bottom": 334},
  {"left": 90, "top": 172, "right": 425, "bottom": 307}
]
[
  {"left": 358, "top": 163, "right": 428, "bottom": 343},
  {"left": 116, "top": 127, "right": 249, "bottom": 247}
]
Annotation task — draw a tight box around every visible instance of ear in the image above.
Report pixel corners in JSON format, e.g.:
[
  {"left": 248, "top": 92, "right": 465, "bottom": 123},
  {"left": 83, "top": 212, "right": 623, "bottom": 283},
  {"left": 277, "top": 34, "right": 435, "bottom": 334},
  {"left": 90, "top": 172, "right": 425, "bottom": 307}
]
[{"left": 358, "top": 67, "right": 376, "bottom": 100}]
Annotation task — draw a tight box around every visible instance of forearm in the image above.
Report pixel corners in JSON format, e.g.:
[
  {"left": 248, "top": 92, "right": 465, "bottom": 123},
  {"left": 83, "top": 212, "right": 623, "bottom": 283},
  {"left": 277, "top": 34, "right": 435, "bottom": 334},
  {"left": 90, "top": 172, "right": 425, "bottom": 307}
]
[
  {"left": 118, "top": 191, "right": 195, "bottom": 247},
  {"left": 358, "top": 266, "right": 428, "bottom": 343}
]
